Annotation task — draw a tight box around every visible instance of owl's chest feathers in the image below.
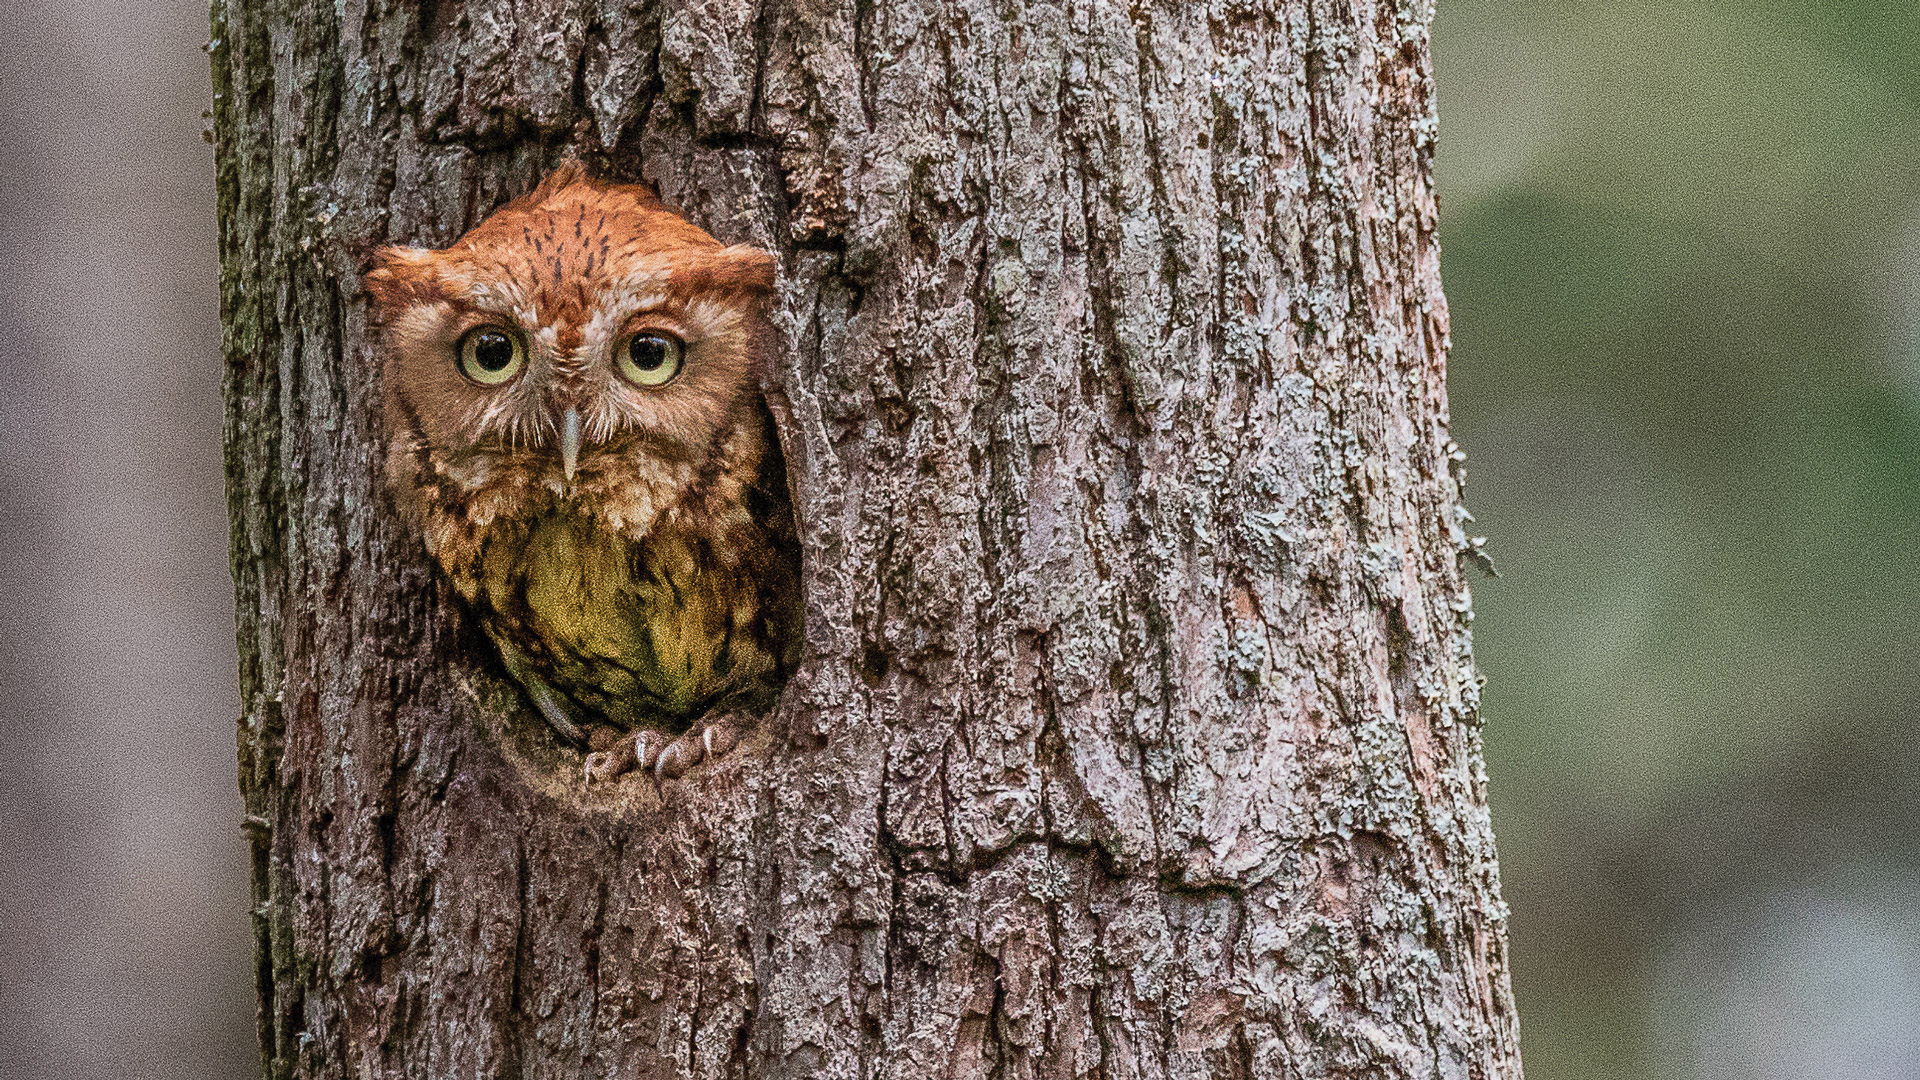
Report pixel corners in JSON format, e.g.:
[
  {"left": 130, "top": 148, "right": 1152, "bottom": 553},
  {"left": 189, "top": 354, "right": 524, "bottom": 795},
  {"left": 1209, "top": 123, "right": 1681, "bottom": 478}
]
[{"left": 419, "top": 460, "right": 777, "bottom": 725}]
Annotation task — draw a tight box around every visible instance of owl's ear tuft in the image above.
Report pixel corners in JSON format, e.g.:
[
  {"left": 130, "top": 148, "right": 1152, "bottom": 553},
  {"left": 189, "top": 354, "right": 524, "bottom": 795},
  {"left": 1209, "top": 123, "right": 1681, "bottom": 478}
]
[
  {"left": 531, "top": 159, "right": 592, "bottom": 199},
  {"left": 667, "top": 245, "right": 777, "bottom": 302},
  {"left": 361, "top": 246, "right": 439, "bottom": 319},
  {"left": 713, "top": 245, "right": 778, "bottom": 295}
]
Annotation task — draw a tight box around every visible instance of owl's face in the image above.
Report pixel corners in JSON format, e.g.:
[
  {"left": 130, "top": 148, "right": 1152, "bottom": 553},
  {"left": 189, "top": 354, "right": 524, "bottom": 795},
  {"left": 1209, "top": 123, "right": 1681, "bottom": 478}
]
[{"left": 364, "top": 165, "right": 776, "bottom": 490}]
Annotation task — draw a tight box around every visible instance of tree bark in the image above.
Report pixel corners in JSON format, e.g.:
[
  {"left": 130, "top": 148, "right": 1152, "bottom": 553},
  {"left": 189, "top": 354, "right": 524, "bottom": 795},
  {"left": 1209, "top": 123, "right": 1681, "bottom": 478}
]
[{"left": 214, "top": 0, "right": 1521, "bottom": 1077}]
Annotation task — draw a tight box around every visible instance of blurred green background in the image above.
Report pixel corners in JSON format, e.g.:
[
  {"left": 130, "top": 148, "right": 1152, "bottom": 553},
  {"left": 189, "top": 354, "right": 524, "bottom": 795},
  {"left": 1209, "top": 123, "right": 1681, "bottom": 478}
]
[
  {"left": 1436, "top": 2, "right": 1920, "bottom": 1076},
  {"left": 4, "top": 1, "right": 1917, "bottom": 1077}
]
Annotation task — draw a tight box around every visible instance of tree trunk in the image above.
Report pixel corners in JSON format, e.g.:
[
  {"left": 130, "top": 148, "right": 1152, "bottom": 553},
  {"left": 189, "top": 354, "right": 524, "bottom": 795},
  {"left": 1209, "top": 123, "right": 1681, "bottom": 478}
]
[{"left": 214, "top": 0, "right": 1521, "bottom": 1077}]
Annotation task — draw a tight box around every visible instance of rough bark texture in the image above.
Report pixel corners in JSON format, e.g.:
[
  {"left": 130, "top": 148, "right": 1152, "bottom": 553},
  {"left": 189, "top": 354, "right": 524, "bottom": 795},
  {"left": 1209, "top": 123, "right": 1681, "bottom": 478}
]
[{"left": 214, "top": 0, "right": 1521, "bottom": 1077}]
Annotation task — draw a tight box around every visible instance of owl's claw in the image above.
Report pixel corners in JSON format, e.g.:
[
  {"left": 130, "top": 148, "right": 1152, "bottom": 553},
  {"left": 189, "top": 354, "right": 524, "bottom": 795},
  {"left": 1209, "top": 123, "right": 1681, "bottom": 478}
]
[
  {"left": 703, "top": 718, "right": 746, "bottom": 759},
  {"left": 583, "top": 740, "right": 636, "bottom": 784},
  {"left": 653, "top": 736, "right": 704, "bottom": 780},
  {"left": 657, "top": 717, "right": 751, "bottom": 780},
  {"left": 660, "top": 718, "right": 741, "bottom": 780},
  {"left": 632, "top": 730, "right": 663, "bottom": 774},
  {"left": 584, "top": 719, "right": 752, "bottom": 787}
]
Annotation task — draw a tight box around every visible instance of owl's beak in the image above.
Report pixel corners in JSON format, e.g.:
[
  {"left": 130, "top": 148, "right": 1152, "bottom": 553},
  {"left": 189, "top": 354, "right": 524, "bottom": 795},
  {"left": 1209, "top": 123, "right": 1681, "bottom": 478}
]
[{"left": 559, "top": 408, "right": 582, "bottom": 480}]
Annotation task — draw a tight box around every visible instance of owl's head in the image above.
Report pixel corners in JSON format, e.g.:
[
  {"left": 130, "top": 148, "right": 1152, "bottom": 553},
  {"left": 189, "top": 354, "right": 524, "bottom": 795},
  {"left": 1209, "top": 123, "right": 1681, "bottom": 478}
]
[{"left": 363, "top": 164, "right": 776, "bottom": 486}]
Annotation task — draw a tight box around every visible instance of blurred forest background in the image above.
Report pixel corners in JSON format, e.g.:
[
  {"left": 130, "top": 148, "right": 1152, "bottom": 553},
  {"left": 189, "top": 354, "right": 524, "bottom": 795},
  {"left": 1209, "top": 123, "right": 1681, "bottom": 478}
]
[{"left": 3, "top": 1, "right": 1917, "bottom": 1078}]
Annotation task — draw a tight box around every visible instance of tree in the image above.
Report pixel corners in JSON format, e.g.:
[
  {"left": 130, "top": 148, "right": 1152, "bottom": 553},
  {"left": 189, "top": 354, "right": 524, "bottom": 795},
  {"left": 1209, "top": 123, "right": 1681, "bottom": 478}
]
[{"left": 213, "top": 0, "right": 1522, "bottom": 1076}]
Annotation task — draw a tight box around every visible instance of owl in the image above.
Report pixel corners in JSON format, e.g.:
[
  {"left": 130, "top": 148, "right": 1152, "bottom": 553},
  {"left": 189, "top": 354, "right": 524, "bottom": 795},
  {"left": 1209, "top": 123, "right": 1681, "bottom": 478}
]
[{"left": 363, "top": 163, "right": 802, "bottom": 785}]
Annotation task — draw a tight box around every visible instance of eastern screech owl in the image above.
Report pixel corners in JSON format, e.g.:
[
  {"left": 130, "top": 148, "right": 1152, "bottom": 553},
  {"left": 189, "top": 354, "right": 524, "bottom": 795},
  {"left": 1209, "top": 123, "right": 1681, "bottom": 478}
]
[{"left": 363, "top": 163, "right": 802, "bottom": 785}]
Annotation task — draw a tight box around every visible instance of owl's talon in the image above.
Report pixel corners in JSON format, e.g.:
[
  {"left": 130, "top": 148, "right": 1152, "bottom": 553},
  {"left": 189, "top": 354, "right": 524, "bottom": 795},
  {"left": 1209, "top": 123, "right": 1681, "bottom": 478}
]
[
  {"left": 653, "top": 719, "right": 751, "bottom": 782},
  {"left": 583, "top": 742, "right": 635, "bottom": 784},
  {"left": 654, "top": 733, "right": 707, "bottom": 780},
  {"left": 702, "top": 718, "right": 746, "bottom": 760},
  {"left": 633, "top": 730, "right": 663, "bottom": 774},
  {"left": 584, "top": 720, "right": 754, "bottom": 789}
]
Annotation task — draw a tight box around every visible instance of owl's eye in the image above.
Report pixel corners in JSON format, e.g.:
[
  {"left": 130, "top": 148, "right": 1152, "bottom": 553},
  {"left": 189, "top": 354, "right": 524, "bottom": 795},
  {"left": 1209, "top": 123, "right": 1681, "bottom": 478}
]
[
  {"left": 617, "top": 332, "right": 684, "bottom": 388},
  {"left": 457, "top": 327, "right": 526, "bottom": 385}
]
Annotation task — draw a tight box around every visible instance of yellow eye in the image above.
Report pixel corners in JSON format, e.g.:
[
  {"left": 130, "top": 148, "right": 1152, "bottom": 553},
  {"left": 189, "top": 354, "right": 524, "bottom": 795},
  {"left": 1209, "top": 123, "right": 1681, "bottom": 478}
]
[
  {"left": 617, "top": 331, "right": 684, "bottom": 387},
  {"left": 457, "top": 327, "right": 525, "bottom": 385}
]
